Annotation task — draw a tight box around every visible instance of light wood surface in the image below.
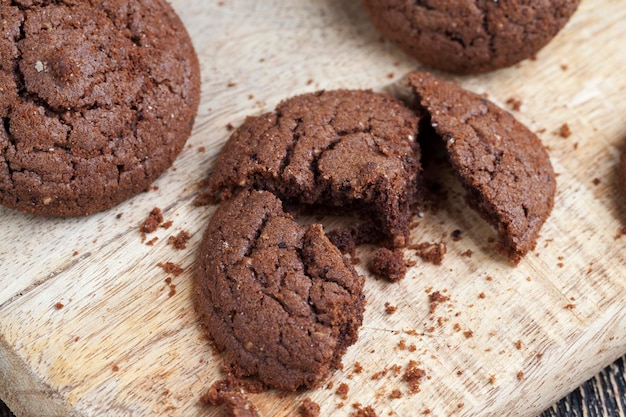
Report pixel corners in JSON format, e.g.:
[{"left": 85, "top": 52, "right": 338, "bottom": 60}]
[{"left": 2, "top": 1, "right": 626, "bottom": 416}]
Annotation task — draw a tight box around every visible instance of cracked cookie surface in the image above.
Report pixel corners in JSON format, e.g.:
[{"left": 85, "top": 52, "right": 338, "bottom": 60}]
[
  {"left": 408, "top": 71, "right": 555, "bottom": 263},
  {"left": 362, "top": 0, "right": 580, "bottom": 73},
  {"left": 0, "top": 0, "right": 200, "bottom": 216},
  {"left": 207, "top": 89, "right": 421, "bottom": 248},
  {"left": 195, "top": 189, "right": 365, "bottom": 391}
]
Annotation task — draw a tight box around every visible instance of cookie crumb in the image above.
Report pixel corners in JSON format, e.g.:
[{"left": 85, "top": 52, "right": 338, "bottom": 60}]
[
  {"left": 428, "top": 291, "right": 449, "bottom": 314},
  {"left": 336, "top": 383, "right": 349, "bottom": 400},
  {"left": 350, "top": 404, "right": 377, "bottom": 417},
  {"left": 559, "top": 123, "right": 571, "bottom": 138},
  {"left": 384, "top": 302, "right": 397, "bottom": 314},
  {"left": 55, "top": 302, "right": 64, "bottom": 310},
  {"left": 402, "top": 360, "right": 426, "bottom": 394},
  {"left": 299, "top": 398, "right": 320, "bottom": 417},
  {"left": 517, "top": 371, "right": 525, "bottom": 381},
  {"left": 141, "top": 207, "right": 163, "bottom": 234},
  {"left": 390, "top": 389, "right": 402, "bottom": 399},
  {"left": 112, "top": 364, "right": 119, "bottom": 372},
  {"left": 515, "top": 340, "right": 522, "bottom": 350},
  {"left": 505, "top": 97, "right": 522, "bottom": 111},
  {"left": 410, "top": 241, "right": 446, "bottom": 265},
  {"left": 201, "top": 379, "right": 260, "bottom": 417},
  {"left": 369, "top": 248, "right": 407, "bottom": 282},
  {"left": 168, "top": 230, "right": 191, "bottom": 249},
  {"left": 157, "top": 261, "right": 184, "bottom": 277}
]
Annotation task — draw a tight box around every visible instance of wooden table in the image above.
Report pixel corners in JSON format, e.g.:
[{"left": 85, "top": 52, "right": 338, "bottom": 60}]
[{"left": 2, "top": 0, "right": 626, "bottom": 416}]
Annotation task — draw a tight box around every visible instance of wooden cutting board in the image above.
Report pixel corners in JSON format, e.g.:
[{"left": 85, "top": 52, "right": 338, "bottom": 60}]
[{"left": 2, "top": 1, "right": 626, "bottom": 416}]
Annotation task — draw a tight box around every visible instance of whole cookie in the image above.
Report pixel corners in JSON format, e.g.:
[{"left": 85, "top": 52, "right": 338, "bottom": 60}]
[
  {"left": 0, "top": 0, "right": 200, "bottom": 216},
  {"left": 207, "top": 89, "right": 421, "bottom": 247},
  {"left": 408, "top": 71, "right": 556, "bottom": 263},
  {"left": 363, "top": 0, "right": 581, "bottom": 74},
  {"left": 195, "top": 189, "right": 365, "bottom": 391}
]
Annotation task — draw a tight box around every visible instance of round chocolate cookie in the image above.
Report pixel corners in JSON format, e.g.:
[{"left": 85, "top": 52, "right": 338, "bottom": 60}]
[
  {"left": 195, "top": 189, "right": 365, "bottom": 391},
  {"left": 408, "top": 71, "right": 555, "bottom": 263},
  {"left": 0, "top": 0, "right": 200, "bottom": 216},
  {"left": 362, "top": 0, "right": 581, "bottom": 74},
  {"left": 207, "top": 89, "right": 421, "bottom": 248}
]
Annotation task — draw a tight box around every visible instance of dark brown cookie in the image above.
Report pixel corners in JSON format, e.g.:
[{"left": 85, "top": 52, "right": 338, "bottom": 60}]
[
  {"left": 408, "top": 71, "right": 555, "bottom": 263},
  {"left": 207, "top": 89, "right": 421, "bottom": 248},
  {"left": 195, "top": 189, "right": 365, "bottom": 391},
  {"left": 0, "top": 0, "right": 200, "bottom": 216},
  {"left": 362, "top": 0, "right": 581, "bottom": 74}
]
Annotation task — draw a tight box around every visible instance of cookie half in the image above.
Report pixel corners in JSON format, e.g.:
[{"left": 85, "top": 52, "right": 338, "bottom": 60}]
[
  {"left": 363, "top": 0, "right": 581, "bottom": 74},
  {"left": 408, "top": 71, "right": 556, "bottom": 263},
  {"left": 207, "top": 89, "right": 421, "bottom": 247},
  {"left": 195, "top": 189, "right": 365, "bottom": 391},
  {"left": 0, "top": 0, "right": 200, "bottom": 216}
]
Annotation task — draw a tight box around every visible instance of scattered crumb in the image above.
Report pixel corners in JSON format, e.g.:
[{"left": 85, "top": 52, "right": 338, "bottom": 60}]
[
  {"left": 145, "top": 236, "right": 159, "bottom": 246},
  {"left": 506, "top": 97, "right": 522, "bottom": 111},
  {"left": 353, "top": 362, "right": 363, "bottom": 374},
  {"left": 384, "top": 302, "right": 398, "bottom": 314},
  {"left": 402, "top": 360, "right": 426, "bottom": 394},
  {"left": 307, "top": 79, "right": 314, "bottom": 86},
  {"left": 451, "top": 229, "right": 462, "bottom": 241},
  {"left": 201, "top": 379, "right": 260, "bottom": 417},
  {"left": 227, "top": 81, "right": 237, "bottom": 88},
  {"left": 350, "top": 404, "right": 377, "bottom": 417},
  {"left": 387, "top": 72, "right": 394, "bottom": 79},
  {"left": 463, "top": 330, "right": 473, "bottom": 339},
  {"left": 116, "top": 212, "right": 123, "bottom": 219},
  {"left": 428, "top": 291, "right": 449, "bottom": 314},
  {"left": 336, "top": 383, "right": 349, "bottom": 400},
  {"left": 592, "top": 178, "right": 601, "bottom": 186},
  {"left": 369, "top": 248, "right": 407, "bottom": 282},
  {"left": 112, "top": 364, "right": 119, "bottom": 372},
  {"left": 478, "top": 292, "right": 486, "bottom": 299},
  {"left": 517, "top": 371, "right": 525, "bottom": 381},
  {"left": 299, "top": 398, "right": 320, "bottom": 417},
  {"left": 161, "top": 220, "right": 174, "bottom": 229},
  {"left": 157, "top": 262, "right": 184, "bottom": 277},
  {"left": 390, "top": 389, "right": 402, "bottom": 399},
  {"left": 72, "top": 251, "right": 79, "bottom": 256},
  {"left": 55, "top": 302, "right": 64, "bottom": 310},
  {"left": 410, "top": 242, "right": 446, "bottom": 265},
  {"left": 489, "top": 375, "right": 496, "bottom": 384},
  {"left": 226, "top": 123, "right": 235, "bottom": 131},
  {"left": 141, "top": 207, "right": 163, "bottom": 234},
  {"left": 559, "top": 123, "right": 571, "bottom": 138},
  {"left": 168, "top": 230, "right": 191, "bottom": 250},
  {"left": 561, "top": 64, "right": 568, "bottom": 71},
  {"left": 461, "top": 249, "right": 473, "bottom": 258},
  {"left": 565, "top": 303, "right": 576, "bottom": 310},
  {"left": 515, "top": 340, "right": 522, "bottom": 350}
]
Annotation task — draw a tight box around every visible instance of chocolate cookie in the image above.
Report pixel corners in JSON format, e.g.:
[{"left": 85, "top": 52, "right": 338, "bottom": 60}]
[
  {"left": 408, "top": 71, "right": 555, "bottom": 263},
  {"left": 0, "top": 0, "right": 200, "bottom": 216},
  {"left": 207, "top": 89, "right": 421, "bottom": 247},
  {"left": 362, "top": 0, "right": 580, "bottom": 74},
  {"left": 195, "top": 189, "right": 365, "bottom": 391}
]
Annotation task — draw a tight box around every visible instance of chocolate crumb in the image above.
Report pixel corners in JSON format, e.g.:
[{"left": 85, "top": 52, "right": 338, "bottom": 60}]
[
  {"left": 55, "top": 302, "right": 64, "bottom": 310},
  {"left": 505, "top": 97, "right": 522, "bottom": 111},
  {"left": 112, "top": 364, "right": 119, "bottom": 372},
  {"left": 336, "top": 383, "right": 349, "bottom": 400},
  {"left": 515, "top": 340, "right": 522, "bottom": 350},
  {"left": 201, "top": 379, "right": 260, "bottom": 417},
  {"left": 428, "top": 291, "right": 449, "bottom": 314},
  {"left": 384, "top": 302, "right": 398, "bottom": 314},
  {"left": 369, "top": 248, "right": 407, "bottom": 282},
  {"left": 157, "top": 262, "right": 184, "bottom": 276},
  {"left": 161, "top": 220, "right": 174, "bottom": 229},
  {"left": 559, "top": 123, "right": 571, "bottom": 138},
  {"left": 390, "top": 389, "right": 402, "bottom": 399},
  {"left": 350, "top": 404, "right": 378, "bottom": 417},
  {"left": 410, "top": 241, "right": 446, "bottom": 265},
  {"left": 299, "top": 398, "right": 320, "bottom": 417},
  {"left": 141, "top": 207, "right": 163, "bottom": 234},
  {"left": 226, "top": 123, "right": 235, "bottom": 131},
  {"left": 402, "top": 360, "right": 425, "bottom": 394},
  {"left": 517, "top": 371, "right": 525, "bottom": 381},
  {"left": 592, "top": 178, "right": 601, "bottom": 186},
  {"left": 168, "top": 230, "right": 191, "bottom": 249}
]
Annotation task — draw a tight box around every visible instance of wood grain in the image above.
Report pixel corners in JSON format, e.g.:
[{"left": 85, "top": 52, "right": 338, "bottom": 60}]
[{"left": 1, "top": 0, "right": 626, "bottom": 416}]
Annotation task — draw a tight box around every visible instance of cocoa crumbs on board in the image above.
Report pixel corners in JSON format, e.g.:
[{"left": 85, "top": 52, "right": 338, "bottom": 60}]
[
  {"left": 299, "top": 398, "right": 321, "bottom": 417},
  {"left": 336, "top": 383, "right": 349, "bottom": 400},
  {"left": 141, "top": 207, "right": 163, "bottom": 234},
  {"left": 410, "top": 242, "right": 447, "bottom": 265},
  {"left": 384, "top": 302, "right": 398, "bottom": 314},
  {"left": 505, "top": 97, "right": 522, "bottom": 111},
  {"left": 157, "top": 262, "right": 184, "bottom": 277},
  {"left": 201, "top": 379, "right": 260, "bottom": 417},
  {"left": 168, "top": 230, "right": 191, "bottom": 249},
  {"left": 428, "top": 291, "right": 449, "bottom": 314},
  {"left": 369, "top": 248, "right": 407, "bottom": 282},
  {"left": 402, "top": 360, "right": 426, "bottom": 394},
  {"left": 350, "top": 404, "right": 378, "bottom": 417}
]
